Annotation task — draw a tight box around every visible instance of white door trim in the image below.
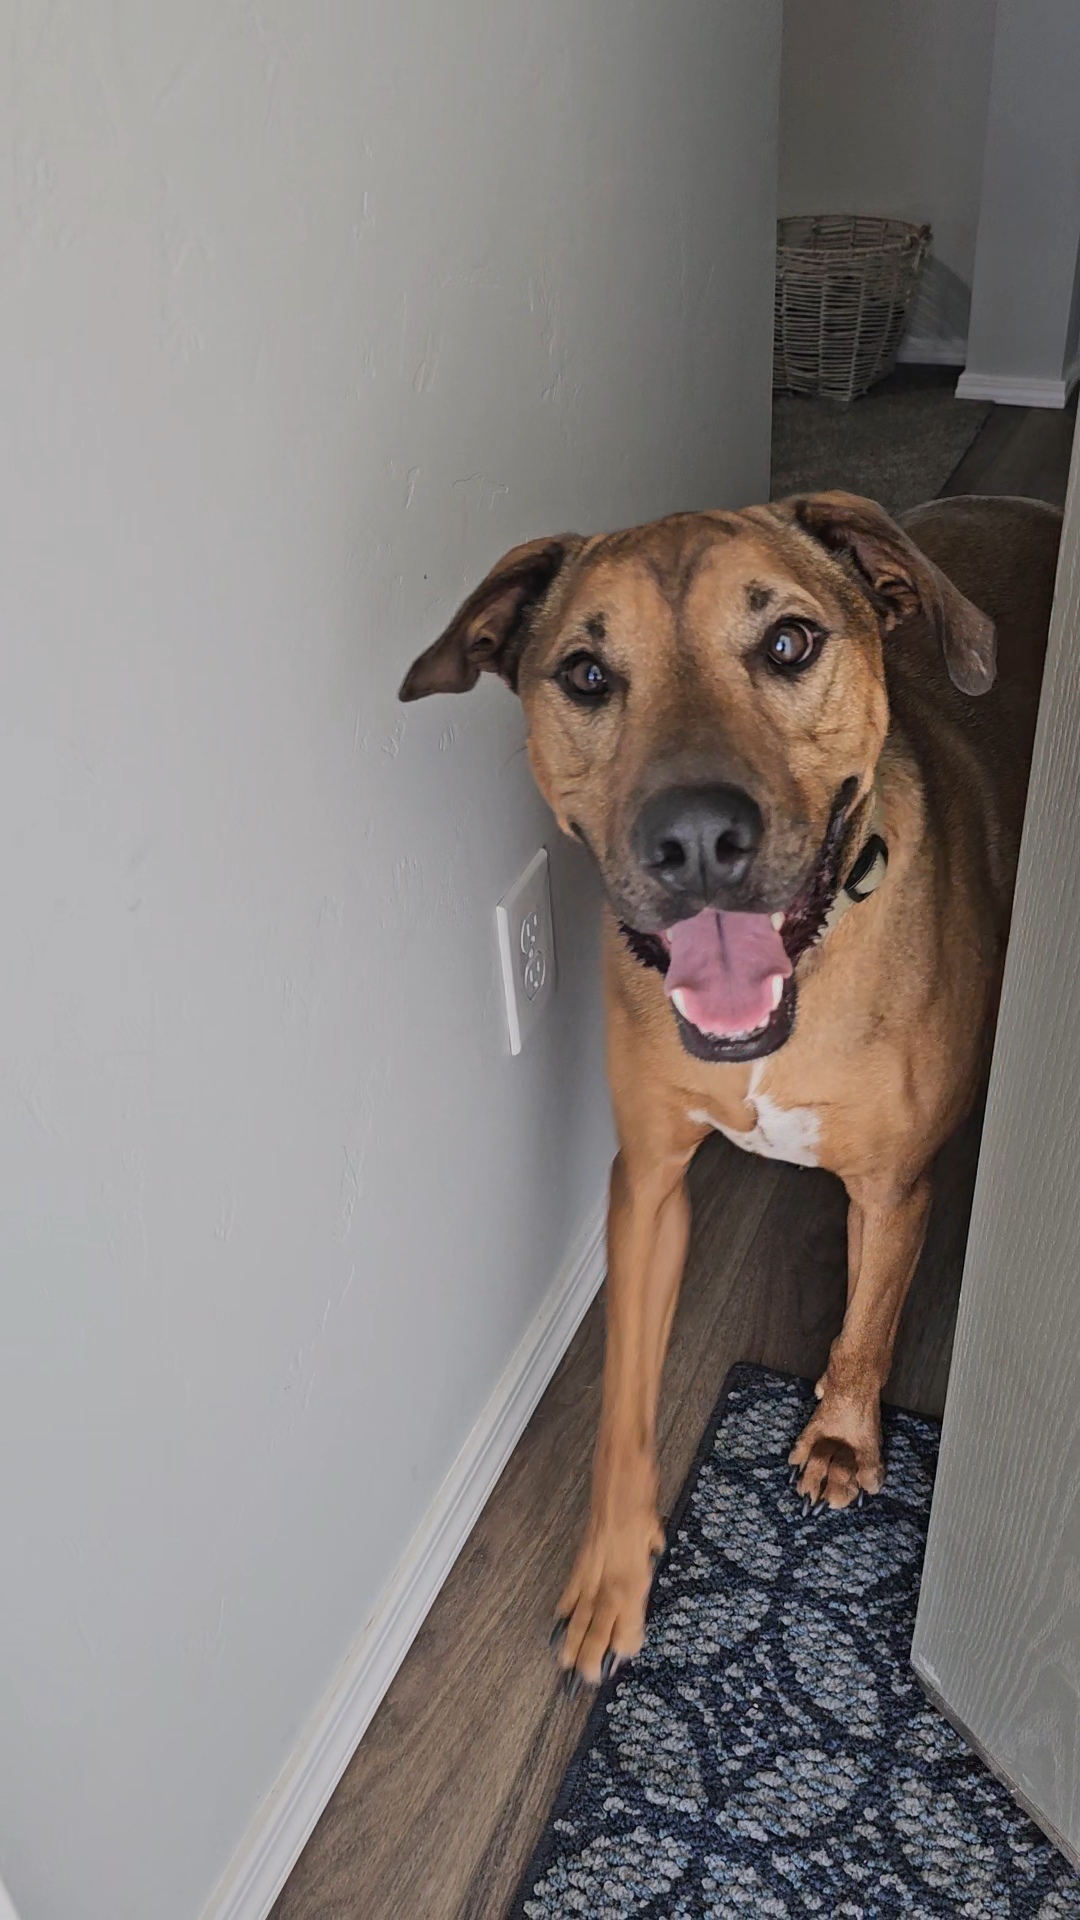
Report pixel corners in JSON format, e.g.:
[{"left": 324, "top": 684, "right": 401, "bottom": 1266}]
[{"left": 955, "top": 367, "right": 1079, "bottom": 408}]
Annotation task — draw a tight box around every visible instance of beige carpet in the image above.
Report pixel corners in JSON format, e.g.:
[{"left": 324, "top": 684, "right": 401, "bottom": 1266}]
[{"left": 771, "top": 380, "right": 991, "bottom": 518}]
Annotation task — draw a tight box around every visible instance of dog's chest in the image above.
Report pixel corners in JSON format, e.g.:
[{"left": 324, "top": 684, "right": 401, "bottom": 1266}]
[{"left": 688, "top": 1063, "right": 821, "bottom": 1168}]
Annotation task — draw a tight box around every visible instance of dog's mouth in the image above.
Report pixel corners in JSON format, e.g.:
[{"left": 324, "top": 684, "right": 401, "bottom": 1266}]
[
  {"left": 620, "top": 787, "right": 855, "bottom": 1064},
  {"left": 661, "top": 906, "right": 795, "bottom": 1062}
]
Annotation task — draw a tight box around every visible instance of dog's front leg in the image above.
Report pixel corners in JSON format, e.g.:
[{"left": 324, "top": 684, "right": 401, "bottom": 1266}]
[
  {"left": 789, "top": 1172, "right": 932, "bottom": 1509},
  {"left": 553, "top": 1110, "right": 702, "bottom": 1689}
]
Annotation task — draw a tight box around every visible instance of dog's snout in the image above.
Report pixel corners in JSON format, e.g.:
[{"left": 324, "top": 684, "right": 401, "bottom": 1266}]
[{"left": 634, "top": 784, "right": 763, "bottom": 906}]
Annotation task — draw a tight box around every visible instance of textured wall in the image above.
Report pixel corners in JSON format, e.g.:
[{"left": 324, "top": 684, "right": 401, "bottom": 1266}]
[
  {"left": 779, "top": 0, "right": 997, "bottom": 358},
  {"left": 0, "top": 5, "right": 780, "bottom": 1918}
]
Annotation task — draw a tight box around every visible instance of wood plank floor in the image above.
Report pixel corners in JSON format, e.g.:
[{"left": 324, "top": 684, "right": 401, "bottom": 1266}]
[
  {"left": 272, "top": 388, "right": 1074, "bottom": 1920},
  {"left": 942, "top": 389, "right": 1076, "bottom": 508}
]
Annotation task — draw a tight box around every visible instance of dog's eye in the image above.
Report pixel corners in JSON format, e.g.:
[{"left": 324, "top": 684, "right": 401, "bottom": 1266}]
[
  {"left": 558, "top": 651, "right": 611, "bottom": 705},
  {"left": 764, "top": 620, "right": 821, "bottom": 674}
]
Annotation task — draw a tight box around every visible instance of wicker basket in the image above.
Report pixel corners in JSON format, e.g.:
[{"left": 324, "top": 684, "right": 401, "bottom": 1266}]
[{"left": 773, "top": 215, "right": 931, "bottom": 404}]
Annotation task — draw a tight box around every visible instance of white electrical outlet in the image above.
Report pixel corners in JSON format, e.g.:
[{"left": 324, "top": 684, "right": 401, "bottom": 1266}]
[{"left": 495, "top": 848, "right": 556, "bottom": 1055}]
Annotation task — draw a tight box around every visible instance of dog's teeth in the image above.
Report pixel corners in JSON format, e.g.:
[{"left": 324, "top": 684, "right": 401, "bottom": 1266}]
[
  {"left": 671, "top": 989, "right": 688, "bottom": 1018},
  {"left": 771, "top": 912, "right": 785, "bottom": 931},
  {"left": 770, "top": 974, "right": 784, "bottom": 1010}
]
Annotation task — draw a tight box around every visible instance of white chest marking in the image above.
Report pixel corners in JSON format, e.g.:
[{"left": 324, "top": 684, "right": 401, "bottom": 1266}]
[{"left": 688, "top": 1063, "right": 820, "bottom": 1168}]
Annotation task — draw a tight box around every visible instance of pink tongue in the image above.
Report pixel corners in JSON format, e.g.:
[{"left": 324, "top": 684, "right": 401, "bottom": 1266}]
[{"left": 664, "top": 909, "right": 792, "bottom": 1037}]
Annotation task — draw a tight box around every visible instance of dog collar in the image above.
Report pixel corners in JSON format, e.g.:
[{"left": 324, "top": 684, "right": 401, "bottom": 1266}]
[{"left": 824, "top": 805, "right": 888, "bottom": 935}]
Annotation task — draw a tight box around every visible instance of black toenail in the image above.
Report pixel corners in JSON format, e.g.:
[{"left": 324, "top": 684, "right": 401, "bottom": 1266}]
[
  {"left": 549, "top": 1616, "right": 569, "bottom": 1650},
  {"left": 563, "top": 1669, "right": 582, "bottom": 1701},
  {"left": 601, "top": 1651, "right": 615, "bottom": 1682},
  {"left": 787, "top": 1465, "right": 800, "bottom": 1487},
  {"left": 800, "top": 1494, "right": 813, "bottom": 1518},
  {"left": 856, "top": 1489, "right": 867, "bottom": 1510}
]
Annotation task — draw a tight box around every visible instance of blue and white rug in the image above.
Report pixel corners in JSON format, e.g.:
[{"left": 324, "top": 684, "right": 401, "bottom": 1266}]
[{"left": 512, "top": 1365, "right": 1080, "bottom": 1919}]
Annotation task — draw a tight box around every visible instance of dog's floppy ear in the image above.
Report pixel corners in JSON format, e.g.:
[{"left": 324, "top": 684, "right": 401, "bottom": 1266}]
[
  {"left": 782, "top": 490, "right": 996, "bottom": 696},
  {"left": 399, "top": 535, "right": 580, "bottom": 700}
]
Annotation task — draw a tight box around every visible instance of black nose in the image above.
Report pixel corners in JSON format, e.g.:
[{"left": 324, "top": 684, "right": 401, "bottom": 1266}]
[{"left": 633, "top": 783, "right": 763, "bottom": 905}]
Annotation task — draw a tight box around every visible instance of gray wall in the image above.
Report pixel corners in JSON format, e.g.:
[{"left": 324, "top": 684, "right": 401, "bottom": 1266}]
[
  {"left": 959, "top": 0, "right": 1080, "bottom": 400},
  {"left": 0, "top": 4, "right": 782, "bottom": 1918},
  {"left": 779, "top": 0, "right": 997, "bottom": 360},
  {"left": 913, "top": 431, "right": 1080, "bottom": 1857}
]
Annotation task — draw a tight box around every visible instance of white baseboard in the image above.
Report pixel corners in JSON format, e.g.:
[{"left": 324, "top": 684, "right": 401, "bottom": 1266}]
[
  {"left": 200, "top": 1193, "right": 609, "bottom": 1920},
  {"left": 897, "top": 334, "right": 968, "bottom": 368},
  {"left": 954, "top": 369, "right": 1078, "bottom": 409}
]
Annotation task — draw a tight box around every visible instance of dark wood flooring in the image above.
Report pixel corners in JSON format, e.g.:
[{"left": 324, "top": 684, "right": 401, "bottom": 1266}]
[
  {"left": 942, "top": 388, "right": 1075, "bottom": 509},
  {"left": 272, "top": 386, "right": 1075, "bottom": 1920}
]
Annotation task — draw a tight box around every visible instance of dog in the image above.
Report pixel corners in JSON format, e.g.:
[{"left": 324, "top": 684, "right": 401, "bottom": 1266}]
[{"left": 400, "top": 489, "right": 1061, "bottom": 1691}]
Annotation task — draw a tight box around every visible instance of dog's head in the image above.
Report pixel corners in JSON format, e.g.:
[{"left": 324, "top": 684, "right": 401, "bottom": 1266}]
[{"left": 401, "top": 493, "right": 994, "bottom": 1062}]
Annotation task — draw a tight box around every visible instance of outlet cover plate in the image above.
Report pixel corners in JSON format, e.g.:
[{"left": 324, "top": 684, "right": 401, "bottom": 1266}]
[{"left": 495, "top": 848, "right": 556, "bottom": 1055}]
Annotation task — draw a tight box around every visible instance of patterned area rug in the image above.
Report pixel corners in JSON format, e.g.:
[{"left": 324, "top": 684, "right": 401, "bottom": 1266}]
[{"left": 511, "top": 1366, "right": 1080, "bottom": 1919}]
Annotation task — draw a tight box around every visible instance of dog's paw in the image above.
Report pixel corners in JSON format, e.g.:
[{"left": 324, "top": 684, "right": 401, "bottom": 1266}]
[
  {"left": 788, "top": 1401, "right": 884, "bottom": 1511},
  {"left": 551, "top": 1514, "right": 665, "bottom": 1692}
]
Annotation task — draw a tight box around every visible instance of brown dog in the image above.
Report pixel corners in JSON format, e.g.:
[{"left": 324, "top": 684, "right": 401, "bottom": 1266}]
[{"left": 401, "top": 490, "right": 1061, "bottom": 1690}]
